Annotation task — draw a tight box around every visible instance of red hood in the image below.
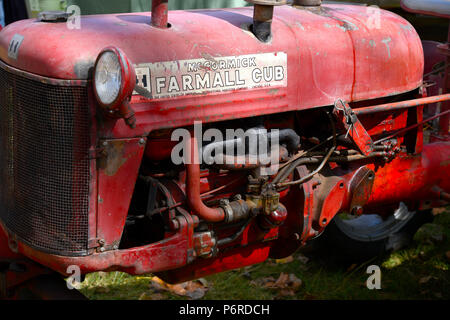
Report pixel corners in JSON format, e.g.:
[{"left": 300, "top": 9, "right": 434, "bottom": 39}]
[{"left": 0, "top": 4, "right": 423, "bottom": 106}]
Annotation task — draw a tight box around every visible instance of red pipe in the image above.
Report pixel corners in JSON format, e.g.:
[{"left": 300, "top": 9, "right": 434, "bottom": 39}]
[
  {"left": 439, "top": 25, "right": 450, "bottom": 136},
  {"left": 354, "top": 94, "right": 450, "bottom": 115},
  {"left": 186, "top": 137, "right": 226, "bottom": 222},
  {"left": 151, "top": 0, "right": 169, "bottom": 28}
]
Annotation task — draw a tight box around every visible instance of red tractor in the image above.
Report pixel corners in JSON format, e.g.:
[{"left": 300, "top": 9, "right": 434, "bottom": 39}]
[{"left": 0, "top": 0, "right": 449, "bottom": 299}]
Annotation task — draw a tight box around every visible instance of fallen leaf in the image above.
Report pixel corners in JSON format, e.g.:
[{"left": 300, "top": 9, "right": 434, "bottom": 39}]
[
  {"left": 275, "top": 256, "right": 294, "bottom": 264},
  {"left": 432, "top": 207, "right": 447, "bottom": 215},
  {"left": 251, "top": 277, "right": 276, "bottom": 288},
  {"left": 262, "top": 273, "right": 302, "bottom": 292},
  {"left": 149, "top": 276, "right": 208, "bottom": 299},
  {"left": 274, "top": 273, "right": 290, "bottom": 288},
  {"left": 170, "top": 283, "right": 188, "bottom": 296},
  {"left": 198, "top": 278, "right": 209, "bottom": 287},
  {"left": 149, "top": 276, "right": 168, "bottom": 292}
]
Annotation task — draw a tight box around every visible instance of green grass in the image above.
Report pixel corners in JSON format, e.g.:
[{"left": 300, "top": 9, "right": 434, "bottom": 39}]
[{"left": 79, "top": 211, "right": 450, "bottom": 300}]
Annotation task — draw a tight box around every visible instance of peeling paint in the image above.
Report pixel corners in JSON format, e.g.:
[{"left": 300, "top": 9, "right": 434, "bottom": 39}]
[
  {"left": 295, "top": 22, "right": 305, "bottom": 30},
  {"left": 382, "top": 37, "right": 392, "bottom": 59},
  {"left": 400, "top": 24, "right": 413, "bottom": 31}
]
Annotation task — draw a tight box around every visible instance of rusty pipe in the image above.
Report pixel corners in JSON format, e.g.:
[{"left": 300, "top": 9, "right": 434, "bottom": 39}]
[
  {"left": 246, "top": 0, "right": 286, "bottom": 42},
  {"left": 292, "top": 0, "right": 322, "bottom": 6},
  {"left": 354, "top": 94, "right": 450, "bottom": 116},
  {"left": 186, "top": 137, "right": 226, "bottom": 223},
  {"left": 151, "top": 0, "right": 169, "bottom": 28}
]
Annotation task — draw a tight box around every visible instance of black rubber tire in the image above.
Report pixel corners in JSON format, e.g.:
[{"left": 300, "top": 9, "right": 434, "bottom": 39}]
[{"left": 310, "top": 205, "right": 434, "bottom": 264}]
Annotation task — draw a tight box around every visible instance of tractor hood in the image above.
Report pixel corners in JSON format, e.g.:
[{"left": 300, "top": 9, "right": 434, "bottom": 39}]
[{"left": 0, "top": 4, "right": 423, "bottom": 106}]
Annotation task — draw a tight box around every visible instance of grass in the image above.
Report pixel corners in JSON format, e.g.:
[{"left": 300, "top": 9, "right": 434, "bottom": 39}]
[{"left": 78, "top": 209, "right": 450, "bottom": 300}]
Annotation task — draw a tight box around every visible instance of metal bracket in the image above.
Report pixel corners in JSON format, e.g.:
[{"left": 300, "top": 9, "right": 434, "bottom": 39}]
[{"left": 334, "top": 99, "right": 374, "bottom": 156}]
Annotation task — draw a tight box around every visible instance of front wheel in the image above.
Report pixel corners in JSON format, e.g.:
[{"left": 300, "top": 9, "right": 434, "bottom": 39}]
[{"left": 312, "top": 203, "right": 434, "bottom": 263}]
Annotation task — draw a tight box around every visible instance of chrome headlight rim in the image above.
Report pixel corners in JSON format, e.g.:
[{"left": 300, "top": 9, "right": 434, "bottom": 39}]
[{"left": 93, "top": 47, "right": 135, "bottom": 110}]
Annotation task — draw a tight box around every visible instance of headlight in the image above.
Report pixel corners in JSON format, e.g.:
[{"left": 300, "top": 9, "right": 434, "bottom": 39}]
[{"left": 93, "top": 47, "right": 136, "bottom": 110}]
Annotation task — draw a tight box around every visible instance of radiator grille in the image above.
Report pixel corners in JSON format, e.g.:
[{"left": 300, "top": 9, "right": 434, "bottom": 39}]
[{"left": 0, "top": 64, "right": 91, "bottom": 256}]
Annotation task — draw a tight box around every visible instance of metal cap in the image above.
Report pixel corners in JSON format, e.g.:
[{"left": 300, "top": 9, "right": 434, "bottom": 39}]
[
  {"left": 245, "top": 0, "right": 287, "bottom": 5},
  {"left": 37, "top": 11, "right": 70, "bottom": 22}
]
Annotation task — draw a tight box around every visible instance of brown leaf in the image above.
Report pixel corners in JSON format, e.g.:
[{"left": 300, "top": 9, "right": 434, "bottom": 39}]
[
  {"left": 274, "top": 273, "right": 290, "bottom": 288},
  {"left": 149, "top": 276, "right": 168, "bottom": 292},
  {"left": 432, "top": 207, "right": 447, "bottom": 215},
  {"left": 263, "top": 281, "right": 276, "bottom": 288},
  {"left": 267, "top": 273, "right": 303, "bottom": 291},
  {"left": 169, "top": 283, "right": 188, "bottom": 296},
  {"left": 149, "top": 277, "right": 209, "bottom": 299},
  {"left": 253, "top": 276, "right": 276, "bottom": 288},
  {"left": 275, "top": 256, "right": 294, "bottom": 264}
]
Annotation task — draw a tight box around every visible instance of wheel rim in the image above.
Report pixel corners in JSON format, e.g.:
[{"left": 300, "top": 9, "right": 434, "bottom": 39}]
[{"left": 333, "top": 202, "right": 415, "bottom": 242}]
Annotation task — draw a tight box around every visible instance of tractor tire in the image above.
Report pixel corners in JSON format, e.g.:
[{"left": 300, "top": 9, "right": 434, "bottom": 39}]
[{"left": 310, "top": 202, "right": 434, "bottom": 264}]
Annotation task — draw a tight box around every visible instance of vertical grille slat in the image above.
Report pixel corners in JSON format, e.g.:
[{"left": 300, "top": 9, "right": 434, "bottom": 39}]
[{"left": 0, "top": 64, "right": 91, "bottom": 256}]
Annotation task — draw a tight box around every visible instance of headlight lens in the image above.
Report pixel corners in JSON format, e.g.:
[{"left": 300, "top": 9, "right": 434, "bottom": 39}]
[{"left": 94, "top": 51, "right": 122, "bottom": 106}]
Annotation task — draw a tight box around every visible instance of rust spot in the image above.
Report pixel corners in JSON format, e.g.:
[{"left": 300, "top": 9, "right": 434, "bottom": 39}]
[{"left": 99, "top": 141, "right": 128, "bottom": 176}]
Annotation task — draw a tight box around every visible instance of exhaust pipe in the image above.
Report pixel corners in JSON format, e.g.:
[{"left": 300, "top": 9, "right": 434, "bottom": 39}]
[
  {"left": 186, "top": 137, "right": 226, "bottom": 223},
  {"left": 151, "top": 0, "right": 169, "bottom": 28},
  {"left": 292, "top": 0, "right": 322, "bottom": 5},
  {"left": 245, "top": 0, "right": 287, "bottom": 42}
]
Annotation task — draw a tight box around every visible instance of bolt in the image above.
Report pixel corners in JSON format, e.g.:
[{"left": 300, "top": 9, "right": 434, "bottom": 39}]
[
  {"left": 113, "top": 245, "right": 119, "bottom": 250},
  {"left": 99, "top": 247, "right": 106, "bottom": 252},
  {"left": 102, "top": 141, "right": 108, "bottom": 147},
  {"left": 138, "top": 138, "right": 146, "bottom": 145}
]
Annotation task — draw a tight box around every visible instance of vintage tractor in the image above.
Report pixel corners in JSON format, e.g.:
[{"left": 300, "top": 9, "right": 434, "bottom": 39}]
[{"left": 0, "top": 0, "right": 449, "bottom": 299}]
